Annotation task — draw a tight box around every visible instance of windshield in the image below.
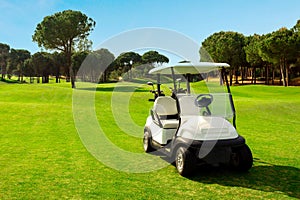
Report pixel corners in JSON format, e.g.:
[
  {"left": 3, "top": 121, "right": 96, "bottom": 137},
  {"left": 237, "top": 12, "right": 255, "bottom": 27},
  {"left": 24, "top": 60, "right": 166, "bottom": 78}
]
[
  {"left": 177, "top": 93, "right": 234, "bottom": 120},
  {"left": 157, "top": 68, "right": 235, "bottom": 120}
]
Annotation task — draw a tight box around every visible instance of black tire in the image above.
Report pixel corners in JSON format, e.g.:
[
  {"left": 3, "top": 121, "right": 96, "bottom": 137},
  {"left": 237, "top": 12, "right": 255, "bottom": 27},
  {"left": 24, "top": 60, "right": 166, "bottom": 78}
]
[
  {"left": 231, "top": 144, "right": 253, "bottom": 172},
  {"left": 143, "top": 131, "right": 154, "bottom": 153},
  {"left": 175, "top": 147, "right": 196, "bottom": 176}
]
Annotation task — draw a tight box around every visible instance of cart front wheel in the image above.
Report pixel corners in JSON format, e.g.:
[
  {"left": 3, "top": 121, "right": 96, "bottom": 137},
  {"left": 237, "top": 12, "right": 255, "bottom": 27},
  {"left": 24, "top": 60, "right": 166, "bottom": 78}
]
[
  {"left": 175, "top": 147, "right": 196, "bottom": 176},
  {"left": 143, "top": 131, "right": 154, "bottom": 153},
  {"left": 231, "top": 144, "right": 253, "bottom": 172}
]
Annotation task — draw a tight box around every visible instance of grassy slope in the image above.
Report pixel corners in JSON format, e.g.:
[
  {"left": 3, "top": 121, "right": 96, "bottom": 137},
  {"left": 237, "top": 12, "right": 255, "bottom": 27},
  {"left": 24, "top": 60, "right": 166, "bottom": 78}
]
[{"left": 0, "top": 81, "right": 299, "bottom": 199}]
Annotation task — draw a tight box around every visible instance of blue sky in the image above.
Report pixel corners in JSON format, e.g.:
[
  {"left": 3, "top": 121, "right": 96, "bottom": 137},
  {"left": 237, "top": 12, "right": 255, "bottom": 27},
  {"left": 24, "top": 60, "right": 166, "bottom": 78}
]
[{"left": 1, "top": 0, "right": 300, "bottom": 56}]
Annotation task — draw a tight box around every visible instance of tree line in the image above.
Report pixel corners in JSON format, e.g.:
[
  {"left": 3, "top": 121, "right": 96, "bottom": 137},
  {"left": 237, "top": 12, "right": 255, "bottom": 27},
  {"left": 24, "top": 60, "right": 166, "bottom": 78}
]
[
  {"left": 201, "top": 20, "right": 300, "bottom": 86},
  {"left": 0, "top": 44, "right": 169, "bottom": 84},
  {"left": 0, "top": 10, "right": 169, "bottom": 87},
  {"left": 0, "top": 9, "right": 299, "bottom": 87}
]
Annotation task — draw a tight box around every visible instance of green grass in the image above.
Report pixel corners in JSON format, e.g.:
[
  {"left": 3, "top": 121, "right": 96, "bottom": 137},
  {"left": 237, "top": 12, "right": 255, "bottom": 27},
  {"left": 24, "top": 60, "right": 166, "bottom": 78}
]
[{"left": 0, "top": 80, "right": 299, "bottom": 199}]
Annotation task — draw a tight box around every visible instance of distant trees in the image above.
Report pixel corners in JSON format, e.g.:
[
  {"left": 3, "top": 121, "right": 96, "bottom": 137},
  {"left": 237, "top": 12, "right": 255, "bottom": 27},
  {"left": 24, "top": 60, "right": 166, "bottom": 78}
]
[
  {"left": 0, "top": 45, "right": 170, "bottom": 84},
  {"left": 113, "top": 52, "right": 142, "bottom": 80},
  {"left": 258, "top": 29, "right": 295, "bottom": 86},
  {"left": 23, "top": 58, "right": 35, "bottom": 83},
  {"left": 74, "top": 48, "right": 115, "bottom": 83},
  {"left": 32, "top": 10, "right": 96, "bottom": 88},
  {"left": 1, "top": 10, "right": 299, "bottom": 87},
  {"left": 243, "top": 34, "right": 266, "bottom": 84},
  {"left": 201, "top": 31, "right": 246, "bottom": 85},
  {"left": 141, "top": 50, "right": 169, "bottom": 65},
  {"left": 292, "top": 20, "right": 300, "bottom": 83},
  {"left": 51, "top": 52, "right": 66, "bottom": 83},
  {"left": 107, "top": 50, "right": 169, "bottom": 81},
  {"left": 293, "top": 20, "right": 300, "bottom": 54},
  {"left": 30, "top": 52, "right": 53, "bottom": 83},
  {"left": 94, "top": 48, "right": 115, "bottom": 83},
  {"left": 140, "top": 50, "right": 169, "bottom": 78},
  {"left": 201, "top": 20, "right": 300, "bottom": 86},
  {"left": 7, "top": 49, "right": 31, "bottom": 82},
  {"left": 0, "top": 43, "right": 10, "bottom": 80},
  {"left": 1, "top": 9, "right": 171, "bottom": 85}
]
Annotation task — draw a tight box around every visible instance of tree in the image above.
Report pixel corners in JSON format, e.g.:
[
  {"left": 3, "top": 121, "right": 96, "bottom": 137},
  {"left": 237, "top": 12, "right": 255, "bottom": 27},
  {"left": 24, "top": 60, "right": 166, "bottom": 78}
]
[
  {"left": 259, "top": 28, "right": 297, "bottom": 86},
  {"left": 115, "top": 52, "right": 142, "bottom": 80},
  {"left": 0, "top": 43, "right": 10, "bottom": 80},
  {"left": 72, "top": 51, "right": 89, "bottom": 81},
  {"left": 292, "top": 20, "right": 300, "bottom": 57},
  {"left": 74, "top": 49, "right": 115, "bottom": 83},
  {"left": 201, "top": 32, "right": 224, "bottom": 62},
  {"left": 141, "top": 50, "right": 169, "bottom": 65},
  {"left": 23, "top": 58, "right": 35, "bottom": 83},
  {"left": 199, "top": 46, "right": 214, "bottom": 62},
  {"left": 291, "top": 20, "right": 300, "bottom": 81},
  {"left": 244, "top": 34, "right": 269, "bottom": 84},
  {"left": 51, "top": 52, "right": 66, "bottom": 83},
  {"left": 94, "top": 48, "right": 115, "bottom": 83},
  {"left": 7, "top": 49, "right": 31, "bottom": 82},
  {"left": 31, "top": 52, "right": 53, "bottom": 83},
  {"left": 139, "top": 50, "right": 169, "bottom": 77},
  {"left": 201, "top": 31, "right": 247, "bottom": 85},
  {"left": 32, "top": 10, "right": 96, "bottom": 88},
  {"left": 76, "top": 38, "right": 93, "bottom": 52}
]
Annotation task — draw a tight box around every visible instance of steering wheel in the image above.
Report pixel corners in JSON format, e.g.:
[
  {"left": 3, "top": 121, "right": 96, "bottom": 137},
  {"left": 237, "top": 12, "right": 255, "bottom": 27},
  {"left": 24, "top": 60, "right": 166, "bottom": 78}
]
[{"left": 195, "top": 94, "right": 214, "bottom": 107}]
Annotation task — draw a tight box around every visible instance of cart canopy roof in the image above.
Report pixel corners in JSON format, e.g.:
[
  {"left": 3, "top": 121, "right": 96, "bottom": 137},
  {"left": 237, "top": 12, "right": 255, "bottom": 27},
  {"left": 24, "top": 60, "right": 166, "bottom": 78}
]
[{"left": 149, "top": 62, "right": 230, "bottom": 75}]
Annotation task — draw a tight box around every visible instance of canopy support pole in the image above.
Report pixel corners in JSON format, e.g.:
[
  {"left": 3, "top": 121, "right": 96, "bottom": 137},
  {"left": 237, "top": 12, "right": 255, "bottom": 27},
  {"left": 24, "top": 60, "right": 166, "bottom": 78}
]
[
  {"left": 157, "top": 74, "right": 161, "bottom": 96},
  {"left": 186, "top": 74, "right": 191, "bottom": 94},
  {"left": 171, "top": 67, "right": 177, "bottom": 93},
  {"left": 222, "top": 68, "right": 236, "bottom": 128}
]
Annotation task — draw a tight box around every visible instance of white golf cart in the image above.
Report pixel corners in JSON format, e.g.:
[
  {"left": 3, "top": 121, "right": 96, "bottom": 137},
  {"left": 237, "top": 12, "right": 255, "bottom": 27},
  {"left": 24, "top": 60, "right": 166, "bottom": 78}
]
[{"left": 143, "top": 62, "right": 253, "bottom": 176}]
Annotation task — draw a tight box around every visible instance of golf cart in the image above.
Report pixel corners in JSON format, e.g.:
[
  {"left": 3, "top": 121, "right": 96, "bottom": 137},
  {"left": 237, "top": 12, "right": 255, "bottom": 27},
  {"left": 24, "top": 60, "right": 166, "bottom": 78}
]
[{"left": 143, "top": 62, "right": 253, "bottom": 176}]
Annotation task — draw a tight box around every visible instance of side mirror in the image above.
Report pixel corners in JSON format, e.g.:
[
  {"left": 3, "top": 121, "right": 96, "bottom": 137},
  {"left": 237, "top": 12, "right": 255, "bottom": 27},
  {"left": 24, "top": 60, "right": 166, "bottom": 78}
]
[{"left": 147, "top": 81, "right": 153, "bottom": 86}]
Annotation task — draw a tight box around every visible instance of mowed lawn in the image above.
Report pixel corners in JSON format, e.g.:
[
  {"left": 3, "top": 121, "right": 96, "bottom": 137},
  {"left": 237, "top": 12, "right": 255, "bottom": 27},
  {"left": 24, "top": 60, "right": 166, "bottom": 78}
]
[{"left": 0, "top": 80, "right": 299, "bottom": 199}]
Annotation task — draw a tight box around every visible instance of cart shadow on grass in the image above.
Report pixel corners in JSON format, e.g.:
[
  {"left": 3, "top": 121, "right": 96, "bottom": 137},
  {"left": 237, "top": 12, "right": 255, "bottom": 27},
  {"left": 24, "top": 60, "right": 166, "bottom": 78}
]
[
  {"left": 184, "top": 158, "right": 300, "bottom": 199},
  {"left": 156, "top": 147, "right": 299, "bottom": 198}
]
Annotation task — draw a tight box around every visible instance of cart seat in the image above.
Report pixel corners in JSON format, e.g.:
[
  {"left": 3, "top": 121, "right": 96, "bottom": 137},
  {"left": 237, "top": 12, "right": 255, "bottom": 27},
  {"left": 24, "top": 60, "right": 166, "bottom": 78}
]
[
  {"left": 153, "top": 96, "right": 179, "bottom": 129},
  {"left": 160, "top": 119, "right": 179, "bottom": 129}
]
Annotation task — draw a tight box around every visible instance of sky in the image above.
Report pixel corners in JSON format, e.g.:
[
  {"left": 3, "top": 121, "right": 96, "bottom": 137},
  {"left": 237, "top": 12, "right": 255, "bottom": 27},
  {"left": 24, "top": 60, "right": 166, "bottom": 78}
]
[{"left": 1, "top": 0, "right": 300, "bottom": 59}]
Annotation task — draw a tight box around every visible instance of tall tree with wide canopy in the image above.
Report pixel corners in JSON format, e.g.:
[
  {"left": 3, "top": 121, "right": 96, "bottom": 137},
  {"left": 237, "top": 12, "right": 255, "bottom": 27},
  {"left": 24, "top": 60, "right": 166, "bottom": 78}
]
[
  {"left": 115, "top": 52, "right": 142, "bottom": 80},
  {"left": 140, "top": 50, "right": 169, "bottom": 77},
  {"left": 292, "top": 20, "right": 300, "bottom": 64},
  {"left": 259, "top": 28, "right": 297, "bottom": 86},
  {"left": 0, "top": 43, "right": 10, "bottom": 80},
  {"left": 201, "top": 31, "right": 247, "bottom": 85},
  {"left": 32, "top": 9, "right": 96, "bottom": 88},
  {"left": 244, "top": 34, "right": 269, "bottom": 84},
  {"left": 141, "top": 50, "right": 169, "bottom": 65}
]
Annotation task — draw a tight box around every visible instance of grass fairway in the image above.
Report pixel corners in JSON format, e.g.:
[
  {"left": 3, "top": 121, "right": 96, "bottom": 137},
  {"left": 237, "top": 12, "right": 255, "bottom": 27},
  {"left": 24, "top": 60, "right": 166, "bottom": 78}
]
[{"left": 0, "top": 80, "right": 299, "bottom": 199}]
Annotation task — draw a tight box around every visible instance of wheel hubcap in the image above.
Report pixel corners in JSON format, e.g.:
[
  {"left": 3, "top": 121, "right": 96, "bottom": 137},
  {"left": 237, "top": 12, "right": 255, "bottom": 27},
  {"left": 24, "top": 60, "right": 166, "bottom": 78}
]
[
  {"left": 143, "top": 135, "right": 148, "bottom": 150},
  {"left": 177, "top": 152, "right": 184, "bottom": 172},
  {"left": 232, "top": 153, "right": 239, "bottom": 166}
]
